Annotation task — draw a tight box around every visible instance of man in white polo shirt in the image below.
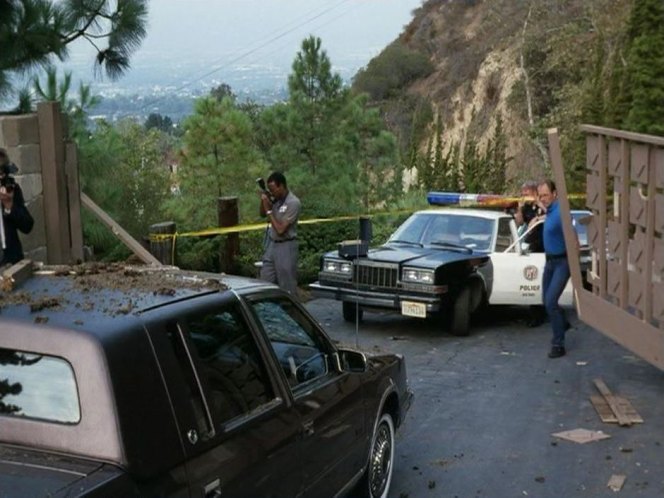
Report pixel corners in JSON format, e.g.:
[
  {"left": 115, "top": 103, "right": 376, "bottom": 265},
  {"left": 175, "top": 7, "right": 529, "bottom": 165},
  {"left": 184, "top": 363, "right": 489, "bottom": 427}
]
[{"left": 258, "top": 171, "right": 301, "bottom": 296}]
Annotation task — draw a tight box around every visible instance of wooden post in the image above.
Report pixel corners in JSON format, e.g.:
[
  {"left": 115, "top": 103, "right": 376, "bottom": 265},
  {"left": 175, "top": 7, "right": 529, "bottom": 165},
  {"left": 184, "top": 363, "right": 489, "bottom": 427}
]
[
  {"left": 37, "top": 102, "right": 71, "bottom": 263},
  {"left": 149, "top": 222, "right": 177, "bottom": 265},
  {"left": 65, "top": 142, "right": 84, "bottom": 262},
  {"left": 218, "top": 196, "right": 239, "bottom": 274}
]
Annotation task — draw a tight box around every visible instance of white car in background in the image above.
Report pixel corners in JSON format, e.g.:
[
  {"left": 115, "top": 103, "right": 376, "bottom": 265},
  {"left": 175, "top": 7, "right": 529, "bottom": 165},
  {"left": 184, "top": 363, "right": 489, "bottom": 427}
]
[{"left": 312, "top": 207, "right": 592, "bottom": 335}]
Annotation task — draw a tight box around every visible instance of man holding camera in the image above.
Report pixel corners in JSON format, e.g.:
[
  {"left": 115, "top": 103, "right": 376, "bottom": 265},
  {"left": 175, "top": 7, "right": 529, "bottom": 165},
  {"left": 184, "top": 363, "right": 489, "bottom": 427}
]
[
  {"left": 514, "top": 180, "right": 546, "bottom": 327},
  {"left": 258, "top": 171, "right": 301, "bottom": 296},
  {"left": 0, "top": 148, "right": 34, "bottom": 267}
]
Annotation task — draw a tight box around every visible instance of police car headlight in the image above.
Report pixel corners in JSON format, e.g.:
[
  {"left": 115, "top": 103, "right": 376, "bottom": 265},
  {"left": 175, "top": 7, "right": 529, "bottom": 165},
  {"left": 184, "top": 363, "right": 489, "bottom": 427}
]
[
  {"left": 323, "top": 259, "right": 352, "bottom": 274},
  {"left": 402, "top": 268, "right": 434, "bottom": 284}
]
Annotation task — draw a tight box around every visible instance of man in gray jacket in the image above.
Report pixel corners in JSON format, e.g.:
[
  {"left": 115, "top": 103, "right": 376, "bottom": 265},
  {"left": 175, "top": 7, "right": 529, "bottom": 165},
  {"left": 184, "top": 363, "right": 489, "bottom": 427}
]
[{"left": 258, "top": 172, "right": 301, "bottom": 296}]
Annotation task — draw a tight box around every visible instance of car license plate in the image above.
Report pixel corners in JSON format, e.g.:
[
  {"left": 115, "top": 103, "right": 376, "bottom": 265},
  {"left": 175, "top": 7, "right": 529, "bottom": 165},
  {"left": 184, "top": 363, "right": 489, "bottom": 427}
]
[{"left": 401, "top": 301, "right": 426, "bottom": 318}]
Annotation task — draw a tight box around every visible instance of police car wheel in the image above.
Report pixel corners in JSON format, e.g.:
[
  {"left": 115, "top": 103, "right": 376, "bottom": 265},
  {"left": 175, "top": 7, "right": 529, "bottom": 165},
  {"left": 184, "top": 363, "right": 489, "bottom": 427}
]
[{"left": 450, "top": 286, "right": 471, "bottom": 336}]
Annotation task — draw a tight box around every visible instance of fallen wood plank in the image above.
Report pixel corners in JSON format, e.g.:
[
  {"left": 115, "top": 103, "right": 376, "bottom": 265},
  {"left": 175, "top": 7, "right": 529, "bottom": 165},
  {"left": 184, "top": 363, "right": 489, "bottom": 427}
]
[
  {"left": 593, "top": 378, "right": 632, "bottom": 426},
  {"left": 607, "top": 474, "right": 626, "bottom": 492},
  {"left": 590, "top": 395, "right": 617, "bottom": 423},
  {"left": 590, "top": 395, "right": 643, "bottom": 424},
  {"left": 1, "top": 259, "right": 33, "bottom": 292},
  {"left": 81, "top": 192, "right": 162, "bottom": 266}
]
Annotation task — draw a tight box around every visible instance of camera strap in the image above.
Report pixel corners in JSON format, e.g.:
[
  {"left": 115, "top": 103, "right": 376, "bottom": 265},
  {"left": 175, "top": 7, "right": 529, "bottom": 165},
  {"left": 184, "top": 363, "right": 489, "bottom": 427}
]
[{"left": 0, "top": 208, "right": 5, "bottom": 249}]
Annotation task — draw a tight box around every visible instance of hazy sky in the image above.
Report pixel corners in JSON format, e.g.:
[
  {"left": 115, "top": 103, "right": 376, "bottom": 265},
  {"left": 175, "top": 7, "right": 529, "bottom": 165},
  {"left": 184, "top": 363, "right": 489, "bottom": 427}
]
[{"left": 63, "top": 0, "right": 424, "bottom": 90}]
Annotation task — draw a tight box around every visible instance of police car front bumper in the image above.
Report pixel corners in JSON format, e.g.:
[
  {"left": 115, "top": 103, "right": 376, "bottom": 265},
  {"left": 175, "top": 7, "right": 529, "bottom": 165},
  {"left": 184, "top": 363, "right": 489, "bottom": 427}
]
[{"left": 309, "top": 282, "right": 444, "bottom": 313}]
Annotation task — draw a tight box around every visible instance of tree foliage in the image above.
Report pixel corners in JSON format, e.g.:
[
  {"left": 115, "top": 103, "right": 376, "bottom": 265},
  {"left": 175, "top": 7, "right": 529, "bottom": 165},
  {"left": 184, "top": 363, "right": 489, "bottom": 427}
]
[
  {"left": 79, "top": 120, "right": 171, "bottom": 258},
  {"left": 31, "top": 67, "right": 101, "bottom": 140},
  {"left": 258, "top": 36, "right": 400, "bottom": 217},
  {"left": 144, "top": 113, "right": 174, "bottom": 134},
  {"left": 417, "top": 113, "right": 508, "bottom": 195},
  {"left": 622, "top": 0, "right": 664, "bottom": 135},
  {"left": 173, "top": 97, "right": 265, "bottom": 229},
  {"left": 0, "top": 0, "right": 148, "bottom": 101},
  {"left": 353, "top": 42, "right": 434, "bottom": 101}
]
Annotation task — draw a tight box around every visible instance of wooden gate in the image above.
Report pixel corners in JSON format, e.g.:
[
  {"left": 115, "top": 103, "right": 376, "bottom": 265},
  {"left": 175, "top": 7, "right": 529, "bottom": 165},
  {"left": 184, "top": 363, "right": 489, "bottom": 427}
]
[{"left": 549, "top": 125, "right": 664, "bottom": 370}]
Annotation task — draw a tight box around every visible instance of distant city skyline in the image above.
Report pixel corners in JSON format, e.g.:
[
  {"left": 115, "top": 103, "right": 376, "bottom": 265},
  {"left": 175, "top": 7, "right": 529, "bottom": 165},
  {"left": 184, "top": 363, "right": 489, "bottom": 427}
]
[{"left": 61, "top": 0, "right": 423, "bottom": 96}]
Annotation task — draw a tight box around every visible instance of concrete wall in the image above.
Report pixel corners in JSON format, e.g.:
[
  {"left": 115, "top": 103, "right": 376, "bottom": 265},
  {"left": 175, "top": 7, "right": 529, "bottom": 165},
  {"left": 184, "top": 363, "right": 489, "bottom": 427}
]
[{"left": 0, "top": 114, "right": 48, "bottom": 263}]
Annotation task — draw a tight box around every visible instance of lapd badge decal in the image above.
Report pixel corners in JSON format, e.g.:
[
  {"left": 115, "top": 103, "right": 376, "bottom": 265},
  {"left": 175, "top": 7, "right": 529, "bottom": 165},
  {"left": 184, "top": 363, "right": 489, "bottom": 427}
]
[{"left": 524, "top": 265, "right": 538, "bottom": 281}]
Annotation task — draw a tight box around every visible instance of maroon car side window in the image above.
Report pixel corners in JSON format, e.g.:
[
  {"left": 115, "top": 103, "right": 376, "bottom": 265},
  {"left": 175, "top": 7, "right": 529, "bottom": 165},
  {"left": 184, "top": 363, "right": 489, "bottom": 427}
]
[
  {"left": 175, "top": 305, "right": 277, "bottom": 425},
  {"left": 250, "top": 298, "right": 331, "bottom": 388}
]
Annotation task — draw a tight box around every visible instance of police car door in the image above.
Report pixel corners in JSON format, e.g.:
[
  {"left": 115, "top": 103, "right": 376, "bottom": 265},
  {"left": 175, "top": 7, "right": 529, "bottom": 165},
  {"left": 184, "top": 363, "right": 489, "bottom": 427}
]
[
  {"left": 490, "top": 218, "right": 574, "bottom": 306},
  {"left": 489, "top": 217, "right": 547, "bottom": 305}
]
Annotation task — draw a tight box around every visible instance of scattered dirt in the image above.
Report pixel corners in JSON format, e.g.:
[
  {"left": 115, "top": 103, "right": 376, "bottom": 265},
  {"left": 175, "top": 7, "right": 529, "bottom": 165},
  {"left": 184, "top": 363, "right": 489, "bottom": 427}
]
[
  {"left": 0, "top": 263, "right": 228, "bottom": 314},
  {"left": 30, "top": 297, "right": 61, "bottom": 313},
  {"left": 61, "top": 262, "right": 227, "bottom": 294}
]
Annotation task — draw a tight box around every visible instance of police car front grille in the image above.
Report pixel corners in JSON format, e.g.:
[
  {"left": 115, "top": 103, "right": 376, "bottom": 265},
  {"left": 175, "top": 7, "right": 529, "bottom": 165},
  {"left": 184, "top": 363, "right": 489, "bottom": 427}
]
[{"left": 353, "top": 263, "right": 398, "bottom": 289}]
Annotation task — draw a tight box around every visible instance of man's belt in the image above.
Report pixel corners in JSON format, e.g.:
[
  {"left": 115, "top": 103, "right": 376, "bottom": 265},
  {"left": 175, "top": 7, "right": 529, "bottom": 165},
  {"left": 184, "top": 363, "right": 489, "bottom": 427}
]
[
  {"left": 272, "top": 237, "right": 297, "bottom": 244},
  {"left": 545, "top": 253, "right": 567, "bottom": 261}
]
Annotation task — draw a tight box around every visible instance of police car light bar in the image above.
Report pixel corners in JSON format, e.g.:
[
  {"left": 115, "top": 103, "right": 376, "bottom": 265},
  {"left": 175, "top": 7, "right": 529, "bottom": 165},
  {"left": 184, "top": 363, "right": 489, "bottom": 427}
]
[{"left": 427, "top": 191, "right": 520, "bottom": 208}]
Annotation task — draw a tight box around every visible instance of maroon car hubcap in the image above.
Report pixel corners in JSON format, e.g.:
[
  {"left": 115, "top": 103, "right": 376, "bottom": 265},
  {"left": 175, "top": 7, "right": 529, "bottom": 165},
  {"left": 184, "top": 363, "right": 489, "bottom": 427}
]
[{"left": 369, "top": 421, "right": 392, "bottom": 497}]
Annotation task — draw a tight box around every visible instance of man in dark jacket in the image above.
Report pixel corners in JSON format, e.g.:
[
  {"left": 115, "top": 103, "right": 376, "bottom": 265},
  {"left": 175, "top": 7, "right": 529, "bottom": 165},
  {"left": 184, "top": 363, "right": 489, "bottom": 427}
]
[
  {"left": 514, "top": 181, "right": 544, "bottom": 252},
  {"left": 0, "top": 148, "right": 34, "bottom": 266},
  {"left": 515, "top": 180, "right": 546, "bottom": 326}
]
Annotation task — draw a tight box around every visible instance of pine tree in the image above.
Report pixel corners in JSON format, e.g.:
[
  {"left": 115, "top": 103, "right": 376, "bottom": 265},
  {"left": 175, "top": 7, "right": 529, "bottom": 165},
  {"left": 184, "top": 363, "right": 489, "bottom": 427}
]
[
  {"left": 431, "top": 114, "right": 445, "bottom": 190},
  {"left": 0, "top": 0, "right": 147, "bottom": 101},
  {"left": 483, "top": 116, "right": 508, "bottom": 194},
  {"left": 286, "top": 36, "right": 346, "bottom": 176},
  {"left": 176, "top": 97, "right": 265, "bottom": 227},
  {"left": 259, "top": 36, "right": 399, "bottom": 216},
  {"left": 622, "top": 0, "right": 664, "bottom": 135}
]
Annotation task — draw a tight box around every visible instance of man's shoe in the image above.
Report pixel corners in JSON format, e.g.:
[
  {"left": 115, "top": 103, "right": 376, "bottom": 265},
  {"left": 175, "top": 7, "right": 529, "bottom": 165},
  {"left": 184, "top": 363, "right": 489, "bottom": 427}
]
[
  {"left": 548, "top": 346, "right": 566, "bottom": 358},
  {"left": 527, "top": 318, "right": 545, "bottom": 328}
]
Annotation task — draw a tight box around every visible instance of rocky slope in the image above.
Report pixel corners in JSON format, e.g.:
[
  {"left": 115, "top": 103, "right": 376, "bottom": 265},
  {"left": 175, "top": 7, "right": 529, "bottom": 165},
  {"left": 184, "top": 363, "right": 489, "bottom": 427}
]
[{"left": 362, "top": 0, "right": 632, "bottom": 187}]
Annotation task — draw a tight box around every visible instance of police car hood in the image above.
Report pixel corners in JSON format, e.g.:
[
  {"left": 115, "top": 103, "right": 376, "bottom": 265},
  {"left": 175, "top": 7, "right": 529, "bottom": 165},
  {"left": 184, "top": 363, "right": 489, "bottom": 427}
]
[{"left": 364, "top": 244, "right": 488, "bottom": 267}]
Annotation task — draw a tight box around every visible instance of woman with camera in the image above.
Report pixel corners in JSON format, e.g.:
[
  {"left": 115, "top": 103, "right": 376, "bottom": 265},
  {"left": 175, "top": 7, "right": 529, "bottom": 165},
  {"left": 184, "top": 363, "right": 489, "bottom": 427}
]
[{"left": 0, "top": 148, "right": 34, "bottom": 266}]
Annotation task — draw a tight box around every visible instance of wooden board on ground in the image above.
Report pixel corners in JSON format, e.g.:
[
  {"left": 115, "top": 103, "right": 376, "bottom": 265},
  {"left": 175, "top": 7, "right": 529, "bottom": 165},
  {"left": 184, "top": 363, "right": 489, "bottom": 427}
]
[
  {"left": 593, "top": 378, "right": 633, "bottom": 426},
  {"left": 551, "top": 428, "right": 611, "bottom": 444},
  {"left": 1, "top": 259, "right": 33, "bottom": 292},
  {"left": 590, "top": 395, "right": 643, "bottom": 424},
  {"left": 607, "top": 474, "right": 626, "bottom": 492}
]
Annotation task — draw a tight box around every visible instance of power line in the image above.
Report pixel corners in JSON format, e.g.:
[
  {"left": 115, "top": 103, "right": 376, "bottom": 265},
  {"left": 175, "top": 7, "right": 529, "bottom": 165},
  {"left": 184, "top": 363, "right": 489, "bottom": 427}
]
[
  {"left": 138, "top": 0, "right": 352, "bottom": 113},
  {"left": 245, "top": 2, "right": 364, "bottom": 70}
]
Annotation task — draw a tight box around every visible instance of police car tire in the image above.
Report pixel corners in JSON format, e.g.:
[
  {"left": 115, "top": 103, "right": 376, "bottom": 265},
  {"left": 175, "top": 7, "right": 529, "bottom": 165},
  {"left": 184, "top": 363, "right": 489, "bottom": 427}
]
[
  {"left": 343, "top": 302, "right": 363, "bottom": 323},
  {"left": 450, "top": 286, "right": 471, "bottom": 336}
]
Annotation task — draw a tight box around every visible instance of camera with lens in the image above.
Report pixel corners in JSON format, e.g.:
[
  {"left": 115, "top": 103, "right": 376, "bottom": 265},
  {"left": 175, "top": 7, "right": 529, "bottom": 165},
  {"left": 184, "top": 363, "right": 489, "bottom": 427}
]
[
  {"left": 0, "top": 164, "right": 16, "bottom": 194},
  {"left": 256, "top": 178, "right": 275, "bottom": 203}
]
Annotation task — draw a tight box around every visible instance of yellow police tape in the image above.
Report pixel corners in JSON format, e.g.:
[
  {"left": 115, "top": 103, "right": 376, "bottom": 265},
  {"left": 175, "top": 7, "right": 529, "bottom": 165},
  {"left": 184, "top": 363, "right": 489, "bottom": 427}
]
[{"left": 149, "top": 193, "right": 587, "bottom": 242}]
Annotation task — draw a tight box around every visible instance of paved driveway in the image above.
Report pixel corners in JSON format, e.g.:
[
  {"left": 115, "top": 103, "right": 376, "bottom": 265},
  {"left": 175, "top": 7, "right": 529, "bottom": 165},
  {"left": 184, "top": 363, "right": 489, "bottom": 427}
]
[{"left": 305, "top": 299, "right": 664, "bottom": 498}]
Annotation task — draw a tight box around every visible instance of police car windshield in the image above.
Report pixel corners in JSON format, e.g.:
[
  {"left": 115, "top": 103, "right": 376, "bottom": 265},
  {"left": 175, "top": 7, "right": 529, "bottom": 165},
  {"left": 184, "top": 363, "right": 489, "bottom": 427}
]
[{"left": 388, "top": 213, "right": 494, "bottom": 251}]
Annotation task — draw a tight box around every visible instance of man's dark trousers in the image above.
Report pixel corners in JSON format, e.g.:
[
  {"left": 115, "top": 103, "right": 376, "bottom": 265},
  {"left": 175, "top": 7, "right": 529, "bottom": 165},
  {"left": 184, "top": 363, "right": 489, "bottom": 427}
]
[{"left": 542, "top": 256, "right": 570, "bottom": 348}]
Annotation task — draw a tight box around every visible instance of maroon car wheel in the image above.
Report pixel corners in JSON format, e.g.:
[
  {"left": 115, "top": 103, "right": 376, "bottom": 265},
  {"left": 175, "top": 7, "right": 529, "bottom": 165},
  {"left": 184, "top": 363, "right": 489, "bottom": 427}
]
[{"left": 364, "top": 412, "right": 395, "bottom": 498}]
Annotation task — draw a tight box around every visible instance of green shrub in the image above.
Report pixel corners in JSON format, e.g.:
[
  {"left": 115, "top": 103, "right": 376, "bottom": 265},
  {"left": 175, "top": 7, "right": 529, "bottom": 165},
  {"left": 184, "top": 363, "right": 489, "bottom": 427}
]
[{"left": 353, "top": 42, "right": 434, "bottom": 101}]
